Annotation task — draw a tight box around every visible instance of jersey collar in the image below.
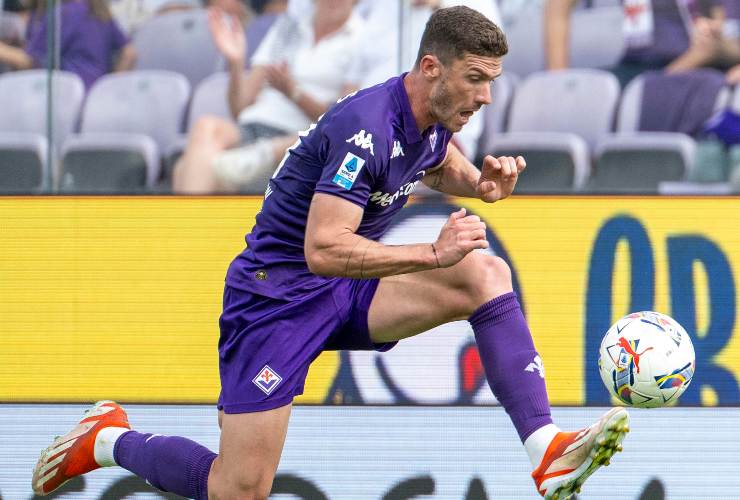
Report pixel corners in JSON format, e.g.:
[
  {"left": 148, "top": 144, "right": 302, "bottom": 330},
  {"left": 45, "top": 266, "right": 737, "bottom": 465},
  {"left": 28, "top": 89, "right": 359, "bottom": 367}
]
[{"left": 392, "top": 73, "right": 424, "bottom": 144}]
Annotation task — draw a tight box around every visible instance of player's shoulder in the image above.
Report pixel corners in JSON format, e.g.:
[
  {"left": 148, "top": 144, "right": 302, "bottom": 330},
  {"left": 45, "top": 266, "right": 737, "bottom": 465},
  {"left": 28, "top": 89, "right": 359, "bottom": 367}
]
[{"left": 322, "top": 79, "right": 402, "bottom": 154}]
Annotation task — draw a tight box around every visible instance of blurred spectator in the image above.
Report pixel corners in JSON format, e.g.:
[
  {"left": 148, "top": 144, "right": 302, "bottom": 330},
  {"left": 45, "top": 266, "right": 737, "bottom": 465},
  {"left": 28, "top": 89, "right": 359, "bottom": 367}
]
[
  {"left": 111, "top": 0, "right": 202, "bottom": 34},
  {"left": 641, "top": 67, "right": 725, "bottom": 136},
  {"left": 666, "top": 1, "right": 740, "bottom": 73},
  {"left": 208, "top": 0, "right": 249, "bottom": 22},
  {"left": 727, "top": 62, "right": 740, "bottom": 84},
  {"left": 173, "top": 0, "right": 363, "bottom": 194},
  {"left": 0, "top": 0, "right": 136, "bottom": 89},
  {"left": 0, "top": 0, "right": 27, "bottom": 44},
  {"left": 0, "top": 0, "right": 27, "bottom": 73},
  {"left": 343, "top": 0, "right": 502, "bottom": 161},
  {"left": 245, "top": 0, "right": 287, "bottom": 67},
  {"left": 545, "top": 0, "right": 740, "bottom": 86}
]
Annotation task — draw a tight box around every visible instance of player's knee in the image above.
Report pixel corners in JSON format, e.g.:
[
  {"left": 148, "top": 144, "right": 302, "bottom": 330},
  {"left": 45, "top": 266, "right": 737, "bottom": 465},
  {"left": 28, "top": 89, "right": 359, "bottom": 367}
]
[
  {"left": 232, "top": 479, "right": 272, "bottom": 500},
  {"left": 461, "top": 254, "right": 513, "bottom": 311},
  {"left": 208, "top": 460, "right": 273, "bottom": 500},
  {"left": 211, "top": 475, "right": 272, "bottom": 500}
]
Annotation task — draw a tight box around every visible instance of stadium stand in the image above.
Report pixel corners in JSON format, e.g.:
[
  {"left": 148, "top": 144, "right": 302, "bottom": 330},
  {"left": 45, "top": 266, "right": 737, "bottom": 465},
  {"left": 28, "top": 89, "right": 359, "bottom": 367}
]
[
  {"left": 163, "top": 70, "right": 234, "bottom": 183},
  {"left": 0, "top": 70, "right": 85, "bottom": 192},
  {"left": 483, "top": 69, "right": 620, "bottom": 192},
  {"left": 476, "top": 72, "right": 518, "bottom": 164},
  {"left": 60, "top": 70, "right": 190, "bottom": 192},
  {"left": 132, "top": 9, "right": 225, "bottom": 89},
  {"left": 60, "top": 132, "right": 160, "bottom": 192},
  {"left": 186, "top": 71, "right": 233, "bottom": 129},
  {"left": 0, "top": 132, "right": 48, "bottom": 192},
  {"left": 591, "top": 132, "right": 696, "bottom": 193},
  {"left": 503, "top": 3, "right": 624, "bottom": 77},
  {"left": 586, "top": 71, "right": 719, "bottom": 193}
]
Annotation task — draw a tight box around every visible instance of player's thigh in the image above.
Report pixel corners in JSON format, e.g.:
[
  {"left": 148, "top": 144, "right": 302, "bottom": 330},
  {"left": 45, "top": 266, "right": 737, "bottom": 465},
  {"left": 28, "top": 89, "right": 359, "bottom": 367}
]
[
  {"left": 209, "top": 404, "right": 292, "bottom": 499},
  {"left": 368, "top": 252, "right": 513, "bottom": 343}
]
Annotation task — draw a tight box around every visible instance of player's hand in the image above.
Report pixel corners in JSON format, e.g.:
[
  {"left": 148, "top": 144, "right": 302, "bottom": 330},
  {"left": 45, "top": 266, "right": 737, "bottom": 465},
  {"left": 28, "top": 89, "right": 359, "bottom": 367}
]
[
  {"left": 264, "top": 62, "right": 296, "bottom": 98},
  {"left": 433, "top": 208, "right": 488, "bottom": 267},
  {"left": 208, "top": 7, "right": 246, "bottom": 66},
  {"left": 476, "top": 155, "right": 526, "bottom": 203}
]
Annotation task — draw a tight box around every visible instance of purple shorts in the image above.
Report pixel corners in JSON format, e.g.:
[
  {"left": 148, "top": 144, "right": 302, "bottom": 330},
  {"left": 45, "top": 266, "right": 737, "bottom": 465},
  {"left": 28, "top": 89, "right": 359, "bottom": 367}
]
[{"left": 217, "top": 278, "right": 395, "bottom": 414}]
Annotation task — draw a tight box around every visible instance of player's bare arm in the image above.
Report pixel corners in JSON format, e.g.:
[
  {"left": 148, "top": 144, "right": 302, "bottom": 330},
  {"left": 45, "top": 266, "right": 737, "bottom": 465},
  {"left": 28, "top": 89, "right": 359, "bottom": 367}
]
[
  {"left": 304, "top": 193, "right": 488, "bottom": 278},
  {"left": 423, "top": 143, "right": 526, "bottom": 202}
]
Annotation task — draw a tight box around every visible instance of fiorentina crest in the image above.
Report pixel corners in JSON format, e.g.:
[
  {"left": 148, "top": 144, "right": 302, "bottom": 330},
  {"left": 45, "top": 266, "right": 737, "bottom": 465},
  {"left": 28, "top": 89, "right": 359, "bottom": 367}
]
[{"left": 253, "top": 365, "right": 282, "bottom": 395}]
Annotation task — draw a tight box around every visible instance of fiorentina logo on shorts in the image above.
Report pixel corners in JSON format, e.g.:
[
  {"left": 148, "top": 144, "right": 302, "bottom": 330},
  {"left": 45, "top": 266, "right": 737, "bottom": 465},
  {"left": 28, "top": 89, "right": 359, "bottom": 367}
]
[{"left": 253, "top": 365, "right": 282, "bottom": 395}]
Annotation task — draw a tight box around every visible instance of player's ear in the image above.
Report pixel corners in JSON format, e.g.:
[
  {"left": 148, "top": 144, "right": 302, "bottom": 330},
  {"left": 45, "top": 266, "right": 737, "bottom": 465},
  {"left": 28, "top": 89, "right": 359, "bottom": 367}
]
[{"left": 419, "top": 54, "right": 442, "bottom": 80}]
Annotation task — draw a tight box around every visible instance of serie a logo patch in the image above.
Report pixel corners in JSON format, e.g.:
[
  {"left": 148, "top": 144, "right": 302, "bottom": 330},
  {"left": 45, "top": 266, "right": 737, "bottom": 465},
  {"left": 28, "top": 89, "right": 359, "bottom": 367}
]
[
  {"left": 253, "top": 365, "right": 282, "bottom": 395},
  {"left": 332, "top": 152, "right": 366, "bottom": 190}
]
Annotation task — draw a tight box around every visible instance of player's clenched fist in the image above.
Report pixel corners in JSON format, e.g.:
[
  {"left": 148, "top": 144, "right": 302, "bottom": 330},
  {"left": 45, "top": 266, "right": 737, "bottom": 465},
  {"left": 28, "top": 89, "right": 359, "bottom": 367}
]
[{"left": 432, "top": 208, "right": 489, "bottom": 267}]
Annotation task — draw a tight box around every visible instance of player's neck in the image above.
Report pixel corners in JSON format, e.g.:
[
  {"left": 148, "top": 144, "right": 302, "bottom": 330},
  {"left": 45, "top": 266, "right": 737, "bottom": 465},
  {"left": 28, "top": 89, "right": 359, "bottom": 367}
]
[{"left": 403, "top": 72, "right": 436, "bottom": 133}]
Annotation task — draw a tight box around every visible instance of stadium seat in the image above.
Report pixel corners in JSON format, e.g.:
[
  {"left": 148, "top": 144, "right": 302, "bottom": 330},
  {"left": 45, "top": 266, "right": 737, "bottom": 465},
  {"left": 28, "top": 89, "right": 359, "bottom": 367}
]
[
  {"left": 64, "top": 70, "right": 189, "bottom": 191},
  {"left": 503, "top": 5, "right": 625, "bottom": 77},
  {"left": 658, "top": 181, "right": 732, "bottom": 195},
  {"left": 0, "top": 70, "right": 85, "bottom": 191},
  {"left": 59, "top": 133, "right": 160, "bottom": 192},
  {"left": 187, "top": 71, "right": 234, "bottom": 130},
  {"left": 0, "top": 133, "right": 48, "bottom": 193},
  {"left": 161, "top": 71, "right": 237, "bottom": 181},
  {"left": 593, "top": 73, "right": 718, "bottom": 192},
  {"left": 486, "top": 132, "right": 590, "bottom": 192},
  {"left": 78, "top": 70, "right": 190, "bottom": 156},
  {"left": 475, "top": 72, "right": 518, "bottom": 164},
  {"left": 569, "top": 5, "right": 625, "bottom": 70},
  {"left": 502, "top": 3, "right": 545, "bottom": 78},
  {"left": 483, "top": 69, "right": 619, "bottom": 191},
  {"left": 507, "top": 69, "right": 620, "bottom": 148},
  {"left": 590, "top": 132, "right": 696, "bottom": 193},
  {"left": 133, "top": 9, "right": 225, "bottom": 89}
]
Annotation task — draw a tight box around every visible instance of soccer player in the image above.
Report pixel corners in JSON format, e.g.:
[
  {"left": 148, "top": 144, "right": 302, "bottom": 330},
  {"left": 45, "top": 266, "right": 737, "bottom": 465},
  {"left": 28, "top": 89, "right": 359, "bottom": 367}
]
[{"left": 32, "top": 6, "right": 629, "bottom": 500}]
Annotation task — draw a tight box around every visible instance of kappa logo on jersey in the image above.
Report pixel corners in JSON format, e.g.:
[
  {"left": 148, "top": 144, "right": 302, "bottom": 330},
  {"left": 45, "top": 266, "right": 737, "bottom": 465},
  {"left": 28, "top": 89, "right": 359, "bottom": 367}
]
[
  {"left": 253, "top": 365, "right": 282, "bottom": 395},
  {"left": 346, "top": 129, "right": 375, "bottom": 156},
  {"left": 391, "top": 140, "right": 404, "bottom": 159},
  {"left": 332, "top": 152, "right": 366, "bottom": 190},
  {"left": 525, "top": 355, "right": 545, "bottom": 378},
  {"left": 429, "top": 129, "right": 438, "bottom": 152}
]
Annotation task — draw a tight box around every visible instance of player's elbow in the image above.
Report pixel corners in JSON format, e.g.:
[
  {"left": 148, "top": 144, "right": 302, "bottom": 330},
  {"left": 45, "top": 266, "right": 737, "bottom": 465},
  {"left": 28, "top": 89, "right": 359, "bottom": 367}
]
[{"left": 305, "top": 245, "right": 335, "bottom": 276}]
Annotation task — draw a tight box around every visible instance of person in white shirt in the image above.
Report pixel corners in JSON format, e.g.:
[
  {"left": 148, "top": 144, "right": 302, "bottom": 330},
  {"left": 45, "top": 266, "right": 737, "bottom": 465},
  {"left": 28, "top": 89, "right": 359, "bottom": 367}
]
[{"left": 173, "top": 0, "right": 363, "bottom": 193}]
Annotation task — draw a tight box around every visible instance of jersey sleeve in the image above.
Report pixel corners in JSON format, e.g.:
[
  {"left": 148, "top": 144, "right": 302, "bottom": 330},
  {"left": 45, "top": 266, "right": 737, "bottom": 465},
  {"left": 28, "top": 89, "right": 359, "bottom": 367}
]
[{"left": 314, "top": 108, "right": 388, "bottom": 208}]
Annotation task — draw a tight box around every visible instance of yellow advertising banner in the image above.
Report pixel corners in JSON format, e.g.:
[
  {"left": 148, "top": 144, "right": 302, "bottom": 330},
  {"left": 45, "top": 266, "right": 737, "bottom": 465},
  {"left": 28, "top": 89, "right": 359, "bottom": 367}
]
[{"left": 0, "top": 196, "right": 738, "bottom": 406}]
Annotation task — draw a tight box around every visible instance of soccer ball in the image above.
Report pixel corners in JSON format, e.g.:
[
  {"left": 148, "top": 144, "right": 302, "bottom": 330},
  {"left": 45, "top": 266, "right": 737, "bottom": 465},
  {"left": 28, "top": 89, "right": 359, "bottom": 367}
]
[{"left": 598, "top": 311, "right": 695, "bottom": 408}]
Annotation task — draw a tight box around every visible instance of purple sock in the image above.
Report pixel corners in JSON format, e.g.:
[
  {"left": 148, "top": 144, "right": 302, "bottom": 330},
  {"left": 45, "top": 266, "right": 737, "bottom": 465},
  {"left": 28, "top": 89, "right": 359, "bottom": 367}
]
[
  {"left": 469, "top": 292, "right": 553, "bottom": 442},
  {"left": 114, "top": 431, "right": 216, "bottom": 500}
]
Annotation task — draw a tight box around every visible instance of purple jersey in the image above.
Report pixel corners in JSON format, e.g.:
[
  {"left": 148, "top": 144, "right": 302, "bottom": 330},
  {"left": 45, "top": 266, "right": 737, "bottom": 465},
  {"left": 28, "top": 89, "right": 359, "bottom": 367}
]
[
  {"left": 25, "top": 0, "right": 129, "bottom": 90},
  {"left": 226, "top": 74, "right": 452, "bottom": 300}
]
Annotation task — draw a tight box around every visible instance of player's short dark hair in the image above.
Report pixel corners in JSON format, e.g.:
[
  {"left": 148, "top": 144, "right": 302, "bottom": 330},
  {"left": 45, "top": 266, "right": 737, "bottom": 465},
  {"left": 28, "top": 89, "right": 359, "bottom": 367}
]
[{"left": 415, "top": 6, "right": 508, "bottom": 67}]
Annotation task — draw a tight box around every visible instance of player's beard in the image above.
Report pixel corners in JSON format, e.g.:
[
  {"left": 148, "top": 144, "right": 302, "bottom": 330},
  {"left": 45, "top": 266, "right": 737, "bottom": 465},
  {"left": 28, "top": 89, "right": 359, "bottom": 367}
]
[{"left": 429, "top": 75, "right": 460, "bottom": 131}]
